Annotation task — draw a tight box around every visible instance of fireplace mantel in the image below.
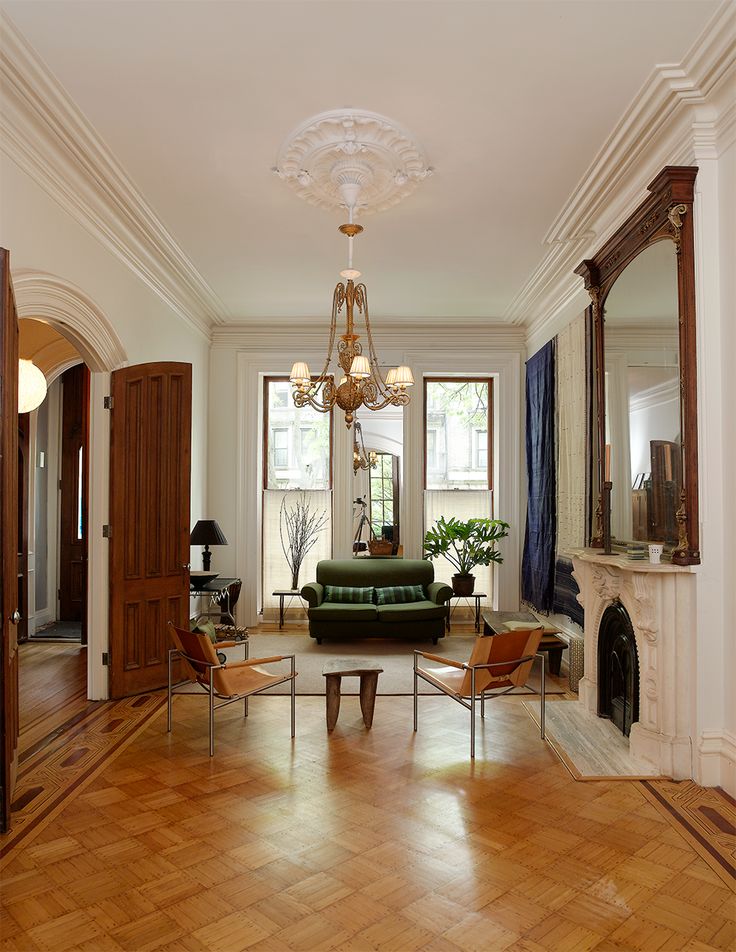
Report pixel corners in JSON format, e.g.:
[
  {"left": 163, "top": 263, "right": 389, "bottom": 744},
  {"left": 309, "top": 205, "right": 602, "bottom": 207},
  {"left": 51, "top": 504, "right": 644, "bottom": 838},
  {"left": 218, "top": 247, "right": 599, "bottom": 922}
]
[{"left": 572, "top": 549, "right": 697, "bottom": 779}]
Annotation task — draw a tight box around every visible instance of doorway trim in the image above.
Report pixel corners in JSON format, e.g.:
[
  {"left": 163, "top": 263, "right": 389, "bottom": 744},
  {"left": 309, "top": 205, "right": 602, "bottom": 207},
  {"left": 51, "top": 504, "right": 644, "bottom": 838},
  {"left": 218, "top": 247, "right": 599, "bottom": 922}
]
[{"left": 14, "top": 270, "right": 127, "bottom": 699}]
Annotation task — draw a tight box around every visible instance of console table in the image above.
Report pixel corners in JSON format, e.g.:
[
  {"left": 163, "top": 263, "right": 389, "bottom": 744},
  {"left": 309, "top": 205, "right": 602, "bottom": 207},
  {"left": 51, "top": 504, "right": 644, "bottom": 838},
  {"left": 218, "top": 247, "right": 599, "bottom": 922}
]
[{"left": 190, "top": 577, "right": 241, "bottom": 626}]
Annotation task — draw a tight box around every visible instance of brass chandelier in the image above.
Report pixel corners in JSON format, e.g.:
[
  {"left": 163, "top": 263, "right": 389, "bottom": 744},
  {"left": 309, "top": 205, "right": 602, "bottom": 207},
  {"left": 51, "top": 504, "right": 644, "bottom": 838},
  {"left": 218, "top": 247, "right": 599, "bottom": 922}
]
[{"left": 289, "top": 220, "right": 413, "bottom": 428}]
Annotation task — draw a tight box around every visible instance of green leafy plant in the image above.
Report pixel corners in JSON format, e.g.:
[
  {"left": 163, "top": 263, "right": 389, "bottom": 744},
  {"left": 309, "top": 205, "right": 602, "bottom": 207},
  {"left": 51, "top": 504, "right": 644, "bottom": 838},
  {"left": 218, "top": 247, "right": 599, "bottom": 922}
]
[{"left": 423, "top": 516, "right": 510, "bottom": 577}]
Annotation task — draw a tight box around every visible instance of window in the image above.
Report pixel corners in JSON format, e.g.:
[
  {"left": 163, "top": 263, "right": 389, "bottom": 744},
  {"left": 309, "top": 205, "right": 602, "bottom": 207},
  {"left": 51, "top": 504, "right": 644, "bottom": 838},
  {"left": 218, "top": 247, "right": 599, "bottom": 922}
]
[
  {"left": 262, "top": 377, "right": 333, "bottom": 618},
  {"left": 272, "top": 428, "right": 289, "bottom": 469},
  {"left": 473, "top": 429, "right": 488, "bottom": 471},
  {"left": 424, "top": 378, "right": 494, "bottom": 604}
]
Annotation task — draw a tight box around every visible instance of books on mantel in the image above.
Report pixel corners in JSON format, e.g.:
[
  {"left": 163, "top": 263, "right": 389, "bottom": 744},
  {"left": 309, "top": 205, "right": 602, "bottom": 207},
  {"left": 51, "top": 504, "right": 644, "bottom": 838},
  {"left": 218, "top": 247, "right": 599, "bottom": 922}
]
[{"left": 612, "top": 541, "right": 649, "bottom": 559}]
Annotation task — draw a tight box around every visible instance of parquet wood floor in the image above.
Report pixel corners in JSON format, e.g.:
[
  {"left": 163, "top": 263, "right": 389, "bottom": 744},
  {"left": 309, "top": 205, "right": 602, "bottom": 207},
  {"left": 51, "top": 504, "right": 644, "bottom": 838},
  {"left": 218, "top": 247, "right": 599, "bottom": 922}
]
[
  {"left": 1, "top": 686, "right": 734, "bottom": 951},
  {"left": 18, "top": 641, "right": 92, "bottom": 759}
]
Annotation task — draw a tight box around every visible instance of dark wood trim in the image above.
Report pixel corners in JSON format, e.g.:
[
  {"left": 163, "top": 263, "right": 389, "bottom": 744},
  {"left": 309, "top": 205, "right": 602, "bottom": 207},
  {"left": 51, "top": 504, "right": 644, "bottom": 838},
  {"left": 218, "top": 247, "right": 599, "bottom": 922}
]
[{"left": 575, "top": 166, "right": 700, "bottom": 564}]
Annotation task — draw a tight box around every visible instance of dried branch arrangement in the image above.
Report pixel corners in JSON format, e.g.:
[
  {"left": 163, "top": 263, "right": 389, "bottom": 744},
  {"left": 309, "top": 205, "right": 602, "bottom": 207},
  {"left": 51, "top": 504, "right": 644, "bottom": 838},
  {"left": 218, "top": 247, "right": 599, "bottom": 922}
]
[{"left": 279, "top": 493, "right": 329, "bottom": 590}]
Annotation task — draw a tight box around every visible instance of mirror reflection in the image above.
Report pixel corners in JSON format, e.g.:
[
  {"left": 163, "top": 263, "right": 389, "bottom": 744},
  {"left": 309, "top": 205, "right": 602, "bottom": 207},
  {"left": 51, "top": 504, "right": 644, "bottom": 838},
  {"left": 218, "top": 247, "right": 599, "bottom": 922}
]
[
  {"left": 603, "top": 240, "right": 680, "bottom": 550},
  {"left": 353, "top": 406, "right": 403, "bottom": 555}
]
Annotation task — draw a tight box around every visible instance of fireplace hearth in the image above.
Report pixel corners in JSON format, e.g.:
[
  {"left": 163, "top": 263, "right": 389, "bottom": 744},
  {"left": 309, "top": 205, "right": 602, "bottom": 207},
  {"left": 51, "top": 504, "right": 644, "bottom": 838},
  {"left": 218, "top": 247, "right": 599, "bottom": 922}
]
[{"left": 597, "top": 601, "right": 639, "bottom": 736}]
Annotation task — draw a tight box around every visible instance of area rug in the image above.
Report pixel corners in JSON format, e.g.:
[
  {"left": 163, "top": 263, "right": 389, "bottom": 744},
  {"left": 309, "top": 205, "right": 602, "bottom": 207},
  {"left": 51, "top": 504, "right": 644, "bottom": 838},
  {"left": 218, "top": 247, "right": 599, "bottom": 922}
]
[
  {"left": 522, "top": 697, "right": 667, "bottom": 781},
  {"left": 241, "top": 632, "right": 563, "bottom": 696},
  {"left": 31, "top": 621, "right": 82, "bottom": 642},
  {"left": 640, "top": 780, "right": 736, "bottom": 890}
]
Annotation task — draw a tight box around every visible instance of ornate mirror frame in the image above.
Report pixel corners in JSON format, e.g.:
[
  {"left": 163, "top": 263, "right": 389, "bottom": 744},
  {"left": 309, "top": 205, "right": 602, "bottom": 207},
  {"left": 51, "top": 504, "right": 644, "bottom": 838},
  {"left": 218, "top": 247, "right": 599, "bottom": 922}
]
[{"left": 575, "top": 166, "right": 700, "bottom": 565}]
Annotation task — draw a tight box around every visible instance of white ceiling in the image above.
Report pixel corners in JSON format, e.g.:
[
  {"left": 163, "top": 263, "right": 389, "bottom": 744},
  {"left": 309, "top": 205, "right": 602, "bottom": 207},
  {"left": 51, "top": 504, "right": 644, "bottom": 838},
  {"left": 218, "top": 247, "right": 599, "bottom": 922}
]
[{"left": 1, "top": 0, "right": 719, "bottom": 323}]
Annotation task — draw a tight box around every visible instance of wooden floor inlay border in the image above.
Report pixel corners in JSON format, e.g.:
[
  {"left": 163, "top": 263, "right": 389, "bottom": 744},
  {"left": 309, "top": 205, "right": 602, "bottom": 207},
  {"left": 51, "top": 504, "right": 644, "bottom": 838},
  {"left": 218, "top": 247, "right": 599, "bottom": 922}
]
[
  {"left": 0, "top": 692, "right": 166, "bottom": 866},
  {"left": 641, "top": 780, "right": 736, "bottom": 890}
]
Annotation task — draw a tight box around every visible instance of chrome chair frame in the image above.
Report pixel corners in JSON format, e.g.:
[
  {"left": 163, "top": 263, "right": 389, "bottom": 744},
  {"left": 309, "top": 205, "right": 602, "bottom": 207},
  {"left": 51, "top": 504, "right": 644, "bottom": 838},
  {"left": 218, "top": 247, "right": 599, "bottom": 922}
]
[
  {"left": 167, "top": 639, "right": 296, "bottom": 756},
  {"left": 413, "top": 650, "right": 546, "bottom": 758}
]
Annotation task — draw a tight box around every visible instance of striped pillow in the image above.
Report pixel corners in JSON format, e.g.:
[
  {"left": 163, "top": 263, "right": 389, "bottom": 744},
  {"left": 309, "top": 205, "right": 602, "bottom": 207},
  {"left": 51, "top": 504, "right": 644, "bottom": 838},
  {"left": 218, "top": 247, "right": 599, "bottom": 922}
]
[
  {"left": 324, "top": 585, "right": 375, "bottom": 604},
  {"left": 375, "top": 584, "right": 425, "bottom": 605}
]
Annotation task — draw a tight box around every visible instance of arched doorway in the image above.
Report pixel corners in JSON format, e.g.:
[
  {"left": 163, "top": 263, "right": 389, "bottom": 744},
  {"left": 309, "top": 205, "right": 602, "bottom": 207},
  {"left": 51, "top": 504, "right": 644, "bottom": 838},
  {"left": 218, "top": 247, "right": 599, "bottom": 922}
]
[{"left": 13, "top": 270, "right": 127, "bottom": 700}]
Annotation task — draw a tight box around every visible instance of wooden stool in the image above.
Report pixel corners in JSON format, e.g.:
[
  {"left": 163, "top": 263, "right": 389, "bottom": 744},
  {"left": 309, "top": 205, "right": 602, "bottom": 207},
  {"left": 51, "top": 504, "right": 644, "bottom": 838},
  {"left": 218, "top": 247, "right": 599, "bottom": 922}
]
[{"left": 322, "top": 660, "right": 384, "bottom": 731}]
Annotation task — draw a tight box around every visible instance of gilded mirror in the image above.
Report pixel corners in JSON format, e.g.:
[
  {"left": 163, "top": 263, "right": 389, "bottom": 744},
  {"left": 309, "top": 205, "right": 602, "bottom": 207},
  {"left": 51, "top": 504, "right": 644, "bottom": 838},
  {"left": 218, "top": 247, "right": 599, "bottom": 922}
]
[{"left": 576, "top": 167, "right": 700, "bottom": 565}]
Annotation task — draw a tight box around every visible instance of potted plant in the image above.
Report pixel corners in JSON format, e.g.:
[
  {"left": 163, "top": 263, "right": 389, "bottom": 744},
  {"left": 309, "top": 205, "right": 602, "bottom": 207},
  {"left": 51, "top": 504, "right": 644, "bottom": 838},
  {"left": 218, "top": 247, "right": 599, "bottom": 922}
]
[
  {"left": 280, "top": 493, "right": 329, "bottom": 590},
  {"left": 423, "top": 516, "right": 510, "bottom": 595}
]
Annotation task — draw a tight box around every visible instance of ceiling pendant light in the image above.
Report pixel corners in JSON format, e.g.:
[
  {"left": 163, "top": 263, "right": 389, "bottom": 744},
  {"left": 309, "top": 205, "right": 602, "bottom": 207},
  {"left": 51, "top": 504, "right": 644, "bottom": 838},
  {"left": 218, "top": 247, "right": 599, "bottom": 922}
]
[
  {"left": 274, "top": 109, "right": 431, "bottom": 429},
  {"left": 18, "top": 359, "right": 47, "bottom": 413}
]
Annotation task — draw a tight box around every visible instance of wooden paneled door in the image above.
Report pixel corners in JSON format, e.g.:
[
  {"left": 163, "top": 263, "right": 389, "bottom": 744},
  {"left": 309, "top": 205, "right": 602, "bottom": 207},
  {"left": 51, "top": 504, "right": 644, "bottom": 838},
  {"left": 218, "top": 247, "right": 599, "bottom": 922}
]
[
  {"left": 0, "top": 248, "right": 20, "bottom": 833},
  {"left": 109, "top": 362, "right": 191, "bottom": 698},
  {"left": 58, "top": 363, "right": 90, "bottom": 642}
]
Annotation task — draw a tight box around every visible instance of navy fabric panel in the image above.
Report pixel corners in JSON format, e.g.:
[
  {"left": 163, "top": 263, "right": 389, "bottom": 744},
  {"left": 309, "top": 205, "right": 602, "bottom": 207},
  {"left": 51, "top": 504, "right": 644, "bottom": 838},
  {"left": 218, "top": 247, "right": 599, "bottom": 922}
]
[
  {"left": 522, "top": 341, "right": 556, "bottom": 610},
  {"left": 552, "top": 557, "right": 584, "bottom": 627}
]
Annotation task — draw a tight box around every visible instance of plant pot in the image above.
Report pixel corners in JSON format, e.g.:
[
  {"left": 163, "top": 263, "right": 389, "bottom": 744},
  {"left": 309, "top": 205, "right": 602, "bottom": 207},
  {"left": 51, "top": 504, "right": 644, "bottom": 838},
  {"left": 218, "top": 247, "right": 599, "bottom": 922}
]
[{"left": 452, "top": 574, "right": 475, "bottom": 596}]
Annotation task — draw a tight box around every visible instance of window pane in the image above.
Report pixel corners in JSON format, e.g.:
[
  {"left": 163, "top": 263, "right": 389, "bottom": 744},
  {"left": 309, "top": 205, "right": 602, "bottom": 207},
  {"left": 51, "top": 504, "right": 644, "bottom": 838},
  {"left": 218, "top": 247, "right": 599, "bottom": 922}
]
[
  {"left": 424, "top": 489, "right": 494, "bottom": 603},
  {"left": 266, "top": 379, "right": 331, "bottom": 489},
  {"left": 262, "top": 490, "right": 331, "bottom": 615},
  {"left": 425, "top": 380, "right": 489, "bottom": 490}
]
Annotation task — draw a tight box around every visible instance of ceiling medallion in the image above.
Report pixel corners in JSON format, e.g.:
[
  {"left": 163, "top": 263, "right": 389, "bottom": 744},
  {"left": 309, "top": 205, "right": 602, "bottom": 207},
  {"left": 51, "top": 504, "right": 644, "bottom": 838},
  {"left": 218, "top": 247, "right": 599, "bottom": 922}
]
[
  {"left": 272, "top": 108, "right": 433, "bottom": 214},
  {"left": 279, "top": 109, "right": 430, "bottom": 429}
]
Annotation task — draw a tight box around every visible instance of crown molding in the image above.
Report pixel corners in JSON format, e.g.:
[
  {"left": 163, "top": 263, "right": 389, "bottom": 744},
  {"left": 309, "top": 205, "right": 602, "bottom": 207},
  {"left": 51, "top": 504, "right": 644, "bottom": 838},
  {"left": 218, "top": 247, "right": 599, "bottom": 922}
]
[
  {"left": 0, "top": 11, "right": 227, "bottom": 340},
  {"left": 509, "top": 1, "right": 735, "bottom": 343},
  {"left": 210, "top": 320, "right": 526, "bottom": 352}
]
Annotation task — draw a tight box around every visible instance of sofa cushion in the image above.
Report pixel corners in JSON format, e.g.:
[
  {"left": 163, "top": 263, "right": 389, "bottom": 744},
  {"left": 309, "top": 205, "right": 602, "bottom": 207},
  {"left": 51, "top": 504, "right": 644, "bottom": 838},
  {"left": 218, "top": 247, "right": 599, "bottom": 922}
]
[
  {"left": 377, "top": 600, "right": 447, "bottom": 623},
  {"left": 309, "top": 603, "right": 378, "bottom": 622},
  {"left": 324, "top": 584, "right": 375, "bottom": 604},
  {"left": 375, "top": 584, "right": 425, "bottom": 605}
]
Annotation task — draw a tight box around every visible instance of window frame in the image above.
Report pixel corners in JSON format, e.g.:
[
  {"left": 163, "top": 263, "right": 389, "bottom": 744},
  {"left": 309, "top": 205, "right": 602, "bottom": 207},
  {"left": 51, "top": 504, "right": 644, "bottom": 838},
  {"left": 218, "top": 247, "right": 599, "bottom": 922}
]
[
  {"left": 423, "top": 377, "right": 494, "bottom": 491},
  {"left": 262, "top": 375, "right": 333, "bottom": 491}
]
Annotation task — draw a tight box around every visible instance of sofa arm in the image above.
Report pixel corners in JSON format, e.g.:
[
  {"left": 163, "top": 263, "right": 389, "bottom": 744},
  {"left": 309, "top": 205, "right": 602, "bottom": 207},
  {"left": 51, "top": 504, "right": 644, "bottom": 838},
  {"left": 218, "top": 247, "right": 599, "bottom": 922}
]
[
  {"left": 301, "top": 582, "right": 324, "bottom": 608},
  {"left": 427, "top": 581, "right": 453, "bottom": 605}
]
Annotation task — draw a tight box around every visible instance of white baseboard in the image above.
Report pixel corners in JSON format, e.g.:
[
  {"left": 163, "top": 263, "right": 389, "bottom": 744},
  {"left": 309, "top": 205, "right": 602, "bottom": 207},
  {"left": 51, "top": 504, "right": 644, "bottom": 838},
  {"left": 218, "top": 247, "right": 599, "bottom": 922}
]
[
  {"left": 32, "top": 607, "right": 54, "bottom": 629},
  {"left": 697, "top": 730, "right": 736, "bottom": 797}
]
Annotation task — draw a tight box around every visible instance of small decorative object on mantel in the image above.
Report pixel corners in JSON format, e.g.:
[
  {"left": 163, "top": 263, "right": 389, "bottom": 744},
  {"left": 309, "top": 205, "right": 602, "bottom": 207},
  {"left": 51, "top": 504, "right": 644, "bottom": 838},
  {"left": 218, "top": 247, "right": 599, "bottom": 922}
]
[
  {"left": 279, "top": 493, "right": 329, "bottom": 591},
  {"left": 423, "top": 516, "right": 510, "bottom": 595}
]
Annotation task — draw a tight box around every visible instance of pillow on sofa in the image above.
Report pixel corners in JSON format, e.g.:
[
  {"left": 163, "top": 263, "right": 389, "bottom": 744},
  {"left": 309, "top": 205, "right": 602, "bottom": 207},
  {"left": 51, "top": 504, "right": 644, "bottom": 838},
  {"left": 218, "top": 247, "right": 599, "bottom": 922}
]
[
  {"left": 324, "top": 585, "right": 375, "bottom": 604},
  {"left": 375, "top": 584, "right": 425, "bottom": 605}
]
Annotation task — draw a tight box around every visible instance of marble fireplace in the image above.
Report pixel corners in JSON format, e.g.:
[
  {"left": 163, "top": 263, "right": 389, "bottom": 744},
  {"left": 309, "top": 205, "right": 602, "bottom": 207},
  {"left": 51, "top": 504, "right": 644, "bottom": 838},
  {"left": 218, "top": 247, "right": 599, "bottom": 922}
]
[{"left": 572, "top": 550, "right": 696, "bottom": 779}]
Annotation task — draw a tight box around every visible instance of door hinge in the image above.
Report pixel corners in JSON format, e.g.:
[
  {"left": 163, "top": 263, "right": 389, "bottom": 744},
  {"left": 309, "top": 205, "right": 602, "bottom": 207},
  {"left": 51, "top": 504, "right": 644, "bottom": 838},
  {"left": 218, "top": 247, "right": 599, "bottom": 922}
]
[
  {"left": 103, "top": 395, "right": 113, "bottom": 410},
  {"left": 102, "top": 652, "right": 109, "bottom": 666},
  {"left": 57, "top": 588, "right": 61, "bottom": 601},
  {"left": 102, "top": 524, "right": 112, "bottom": 539}
]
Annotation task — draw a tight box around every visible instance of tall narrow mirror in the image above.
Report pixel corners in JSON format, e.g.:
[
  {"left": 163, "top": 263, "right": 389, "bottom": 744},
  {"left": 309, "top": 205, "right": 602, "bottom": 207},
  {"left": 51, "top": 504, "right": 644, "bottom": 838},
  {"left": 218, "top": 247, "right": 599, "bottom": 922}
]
[{"left": 603, "top": 241, "right": 680, "bottom": 551}]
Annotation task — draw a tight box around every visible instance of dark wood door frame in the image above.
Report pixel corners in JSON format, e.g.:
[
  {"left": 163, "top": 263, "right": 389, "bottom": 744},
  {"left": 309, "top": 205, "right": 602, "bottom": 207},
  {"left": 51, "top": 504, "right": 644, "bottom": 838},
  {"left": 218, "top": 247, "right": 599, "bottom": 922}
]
[{"left": 1, "top": 247, "right": 20, "bottom": 833}]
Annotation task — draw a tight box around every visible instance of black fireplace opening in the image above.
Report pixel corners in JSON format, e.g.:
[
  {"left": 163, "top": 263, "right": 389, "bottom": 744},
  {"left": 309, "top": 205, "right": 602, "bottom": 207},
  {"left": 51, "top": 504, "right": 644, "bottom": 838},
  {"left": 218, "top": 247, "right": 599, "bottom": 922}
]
[{"left": 597, "top": 602, "right": 639, "bottom": 737}]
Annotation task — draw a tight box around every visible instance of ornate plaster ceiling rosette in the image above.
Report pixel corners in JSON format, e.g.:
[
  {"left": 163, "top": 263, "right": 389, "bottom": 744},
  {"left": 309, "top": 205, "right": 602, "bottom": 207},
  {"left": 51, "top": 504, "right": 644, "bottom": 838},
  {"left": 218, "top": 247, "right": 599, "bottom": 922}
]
[{"left": 273, "top": 108, "right": 433, "bottom": 214}]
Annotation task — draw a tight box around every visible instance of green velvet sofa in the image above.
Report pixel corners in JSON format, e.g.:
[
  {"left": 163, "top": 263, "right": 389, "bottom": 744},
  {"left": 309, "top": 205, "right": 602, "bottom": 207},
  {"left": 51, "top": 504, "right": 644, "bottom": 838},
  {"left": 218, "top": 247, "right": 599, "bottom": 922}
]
[{"left": 301, "top": 559, "right": 452, "bottom": 644}]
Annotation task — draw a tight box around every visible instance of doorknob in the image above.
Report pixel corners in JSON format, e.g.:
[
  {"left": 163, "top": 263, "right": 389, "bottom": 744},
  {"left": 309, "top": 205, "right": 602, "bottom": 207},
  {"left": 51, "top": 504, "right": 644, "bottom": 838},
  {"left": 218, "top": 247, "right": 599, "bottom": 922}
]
[
  {"left": 10, "top": 610, "right": 21, "bottom": 625},
  {"left": 182, "top": 563, "right": 191, "bottom": 570}
]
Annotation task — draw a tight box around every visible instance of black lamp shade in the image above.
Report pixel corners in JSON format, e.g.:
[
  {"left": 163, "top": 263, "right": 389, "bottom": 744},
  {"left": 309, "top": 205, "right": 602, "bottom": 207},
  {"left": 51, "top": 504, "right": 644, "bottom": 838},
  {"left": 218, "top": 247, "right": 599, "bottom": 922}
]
[{"left": 190, "top": 520, "right": 228, "bottom": 547}]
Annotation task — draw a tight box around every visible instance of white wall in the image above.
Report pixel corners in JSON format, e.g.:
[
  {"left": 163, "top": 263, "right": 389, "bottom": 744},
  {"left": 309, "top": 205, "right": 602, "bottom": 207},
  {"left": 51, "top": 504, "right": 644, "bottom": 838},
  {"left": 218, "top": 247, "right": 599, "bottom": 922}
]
[{"left": 1, "top": 153, "right": 211, "bottom": 697}]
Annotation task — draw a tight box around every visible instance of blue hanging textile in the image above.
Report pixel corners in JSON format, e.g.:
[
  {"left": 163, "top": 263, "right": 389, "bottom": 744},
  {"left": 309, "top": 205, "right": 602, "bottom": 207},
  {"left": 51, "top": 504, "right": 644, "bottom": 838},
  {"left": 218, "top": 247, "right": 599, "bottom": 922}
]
[{"left": 522, "top": 341, "right": 556, "bottom": 610}]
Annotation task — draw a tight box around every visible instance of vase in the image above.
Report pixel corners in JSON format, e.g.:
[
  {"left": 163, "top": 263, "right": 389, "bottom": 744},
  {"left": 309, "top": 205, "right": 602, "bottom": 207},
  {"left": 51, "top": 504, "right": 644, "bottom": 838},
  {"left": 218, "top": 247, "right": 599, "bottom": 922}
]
[
  {"left": 452, "top": 574, "right": 475, "bottom": 596},
  {"left": 291, "top": 566, "right": 300, "bottom": 591}
]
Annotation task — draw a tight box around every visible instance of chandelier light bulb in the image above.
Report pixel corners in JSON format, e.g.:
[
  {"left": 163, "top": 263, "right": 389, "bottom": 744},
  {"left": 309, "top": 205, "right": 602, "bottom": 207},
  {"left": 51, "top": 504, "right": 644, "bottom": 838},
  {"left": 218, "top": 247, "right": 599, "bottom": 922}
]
[
  {"left": 349, "top": 356, "right": 371, "bottom": 379},
  {"left": 290, "top": 361, "right": 311, "bottom": 386},
  {"left": 18, "top": 359, "right": 47, "bottom": 413},
  {"left": 394, "top": 366, "right": 415, "bottom": 388}
]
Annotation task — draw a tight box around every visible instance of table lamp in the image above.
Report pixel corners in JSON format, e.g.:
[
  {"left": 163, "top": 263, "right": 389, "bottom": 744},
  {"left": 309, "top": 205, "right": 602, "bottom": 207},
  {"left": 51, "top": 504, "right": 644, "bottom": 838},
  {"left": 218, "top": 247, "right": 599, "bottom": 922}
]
[{"left": 190, "top": 519, "right": 228, "bottom": 571}]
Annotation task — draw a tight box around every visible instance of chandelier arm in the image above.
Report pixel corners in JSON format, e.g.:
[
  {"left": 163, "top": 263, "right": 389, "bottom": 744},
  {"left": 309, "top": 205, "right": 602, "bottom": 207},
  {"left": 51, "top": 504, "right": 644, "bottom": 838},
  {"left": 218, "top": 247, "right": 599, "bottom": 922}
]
[
  {"left": 293, "top": 390, "right": 334, "bottom": 413},
  {"left": 358, "top": 284, "right": 390, "bottom": 397},
  {"left": 361, "top": 390, "right": 411, "bottom": 413}
]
